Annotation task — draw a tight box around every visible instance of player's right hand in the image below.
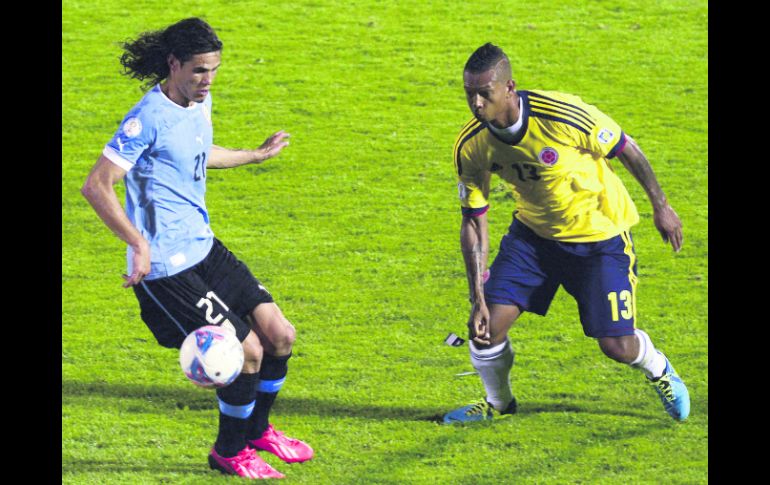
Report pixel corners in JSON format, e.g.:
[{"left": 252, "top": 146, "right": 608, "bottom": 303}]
[
  {"left": 653, "top": 203, "right": 683, "bottom": 253},
  {"left": 467, "top": 301, "right": 491, "bottom": 345},
  {"left": 122, "top": 240, "right": 151, "bottom": 288}
]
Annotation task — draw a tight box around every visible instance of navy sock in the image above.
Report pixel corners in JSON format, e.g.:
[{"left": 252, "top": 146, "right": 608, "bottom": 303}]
[
  {"left": 247, "top": 353, "right": 290, "bottom": 439},
  {"left": 214, "top": 371, "right": 259, "bottom": 457}
]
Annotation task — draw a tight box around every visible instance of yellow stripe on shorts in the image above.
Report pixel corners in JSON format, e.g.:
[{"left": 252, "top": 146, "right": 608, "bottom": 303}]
[{"left": 619, "top": 230, "right": 638, "bottom": 325}]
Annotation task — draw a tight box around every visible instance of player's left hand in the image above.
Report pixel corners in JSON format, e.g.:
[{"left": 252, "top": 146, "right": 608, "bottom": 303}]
[
  {"left": 256, "top": 130, "right": 290, "bottom": 162},
  {"left": 653, "top": 204, "right": 683, "bottom": 252}
]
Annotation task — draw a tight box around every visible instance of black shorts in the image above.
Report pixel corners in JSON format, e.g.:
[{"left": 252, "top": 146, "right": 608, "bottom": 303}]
[{"left": 133, "top": 239, "right": 274, "bottom": 349}]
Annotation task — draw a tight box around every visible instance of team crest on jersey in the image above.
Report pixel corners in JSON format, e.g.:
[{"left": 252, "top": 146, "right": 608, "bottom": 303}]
[
  {"left": 457, "top": 182, "right": 468, "bottom": 201},
  {"left": 202, "top": 104, "right": 211, "bottom": 125},
  {"left": 538, "top": 147, "right": 559, "bottom": 166},
  {"left": 597, "top": 128, "right": 615, "bottom": 144},
  {"left": 122, "top": 117, "right": 142, "bottom": 138}
]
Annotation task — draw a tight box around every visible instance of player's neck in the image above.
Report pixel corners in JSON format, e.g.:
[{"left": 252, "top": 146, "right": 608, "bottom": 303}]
[
  {"left": 490, "top": 93, "right": 521, "bottom": 130},
  {"left": 160, "top": 81, "right": 193, "bottom": 108}
]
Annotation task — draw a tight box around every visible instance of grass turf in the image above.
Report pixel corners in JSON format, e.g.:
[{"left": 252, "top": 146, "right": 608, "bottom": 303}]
[{"left": 62, "top": 1, "right": 708, "bottom": 483}]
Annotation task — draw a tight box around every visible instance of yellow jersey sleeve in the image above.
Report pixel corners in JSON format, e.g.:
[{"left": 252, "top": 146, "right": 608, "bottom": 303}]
[
  {"left": 453, "top": 118, "right": 490, "bottom": 216},
  {"left": 579, "top": 98, "right": 628, "bottom": 159}
]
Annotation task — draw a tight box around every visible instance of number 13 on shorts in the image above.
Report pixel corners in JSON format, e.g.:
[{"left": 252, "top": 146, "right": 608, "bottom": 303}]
[{"left": 607, "top": 290, "right": 633, "bottom": 321}]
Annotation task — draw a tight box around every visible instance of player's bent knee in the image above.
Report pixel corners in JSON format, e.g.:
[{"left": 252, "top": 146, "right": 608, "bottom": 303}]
[
  {"left": 241, "top": 332, "right": 264, "bottom": 372},
  {"left": 486, "top": 303, "right": 522, "bottom": 345},
  {"left": 272, "top": 319, "right": 296, "bottom": 355}
]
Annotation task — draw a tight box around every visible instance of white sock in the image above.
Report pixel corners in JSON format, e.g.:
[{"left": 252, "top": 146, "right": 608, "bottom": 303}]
[
  {"left": 629, "top": 328, "right": 667, "bottom": 379},
  {"left": 469, "top": 339, "right": 515, "bottom": 411}
]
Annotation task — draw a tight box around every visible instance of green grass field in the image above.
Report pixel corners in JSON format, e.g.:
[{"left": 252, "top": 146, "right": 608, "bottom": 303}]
[{"left": 62, "top": 1, "right": 708, "bottom": 483}]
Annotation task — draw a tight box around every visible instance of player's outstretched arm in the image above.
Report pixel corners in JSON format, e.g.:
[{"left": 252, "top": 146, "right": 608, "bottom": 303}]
[
  {"left": 208, "top": 130, "right": 290, "bottom": 168},
  {"left": 616, "top": 136, "right": 683, "bottom": 252},
  {"left": 81, "top": 155, "right": 151, "bottom": 287},
  {"left": 461, "top": 212, "right": 491, "bottom": 345}
]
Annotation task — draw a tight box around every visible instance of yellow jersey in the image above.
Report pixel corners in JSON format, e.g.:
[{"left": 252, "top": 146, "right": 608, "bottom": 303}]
[{"left": 454, "top": 89, "right": 639, "bottom": 242}]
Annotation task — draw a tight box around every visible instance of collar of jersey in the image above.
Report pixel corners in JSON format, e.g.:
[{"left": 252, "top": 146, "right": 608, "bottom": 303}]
[
  {"left": 154, "top": 84, "right": 201, "bottom": 111},
  {"left": 485, "top": 90, "right": 530, "bottom": 147}
]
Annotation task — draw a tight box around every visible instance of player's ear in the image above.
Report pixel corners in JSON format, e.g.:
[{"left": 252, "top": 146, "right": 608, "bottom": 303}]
[
  {"left": 506, "top": 79, "right": 516, "bottom": 96},
  {"left": 167, "top": 54, "right": 181, "bottom": 73}
]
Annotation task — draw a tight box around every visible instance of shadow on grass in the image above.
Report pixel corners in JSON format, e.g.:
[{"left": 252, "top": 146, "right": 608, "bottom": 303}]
[
  {"left": 62, "top": 460, "right": 208, "bottom": 476},
  {"left": 63, "top": 380, "right": 656, "bottom": 422},
  {"left": 423, "top": 401, "right": 657, "bottom": 423}
]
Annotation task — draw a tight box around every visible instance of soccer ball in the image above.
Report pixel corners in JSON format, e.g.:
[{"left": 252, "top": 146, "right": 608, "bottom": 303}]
[{"left": 179, "top": 325, "right": 244, "bottom": 388}]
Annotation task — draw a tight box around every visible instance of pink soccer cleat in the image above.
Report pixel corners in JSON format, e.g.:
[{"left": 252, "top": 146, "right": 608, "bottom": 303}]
[
  {"left": 249, "top": 424, "right": 314, "bottom": 463},
  {"left": 208, "top": 446, "right": 285, "bottom": 479}
]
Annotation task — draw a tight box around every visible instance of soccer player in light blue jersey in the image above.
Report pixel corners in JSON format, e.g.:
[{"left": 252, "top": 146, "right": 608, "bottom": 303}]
[{"left": 81, "top": 18, "right": 312, "bottom": 479}]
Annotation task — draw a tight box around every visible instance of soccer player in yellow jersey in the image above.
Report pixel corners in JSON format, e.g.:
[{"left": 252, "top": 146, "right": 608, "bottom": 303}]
[{"left": 443, "top": 43, "right": 690, "bottom": 423}]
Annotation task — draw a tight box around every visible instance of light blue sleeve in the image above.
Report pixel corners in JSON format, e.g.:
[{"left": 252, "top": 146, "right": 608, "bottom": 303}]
[{"left": 103, "top": 105, "right": 157, "bottom": 171}]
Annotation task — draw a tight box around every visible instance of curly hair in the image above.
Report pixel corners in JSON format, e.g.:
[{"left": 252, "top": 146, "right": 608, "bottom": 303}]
[{"left": 119, "top": 18, "right": 223, "bottom": 90}]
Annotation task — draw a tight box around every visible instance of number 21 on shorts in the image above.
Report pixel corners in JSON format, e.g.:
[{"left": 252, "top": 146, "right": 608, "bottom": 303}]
[{"left": 196, "top": 291, "right": 234, "bottom": 328}]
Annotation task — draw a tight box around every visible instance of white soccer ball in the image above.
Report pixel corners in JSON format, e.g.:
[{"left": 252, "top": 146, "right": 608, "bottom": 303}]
[{"left": 179, "top": 325, "right": 244, "bottom": 388}]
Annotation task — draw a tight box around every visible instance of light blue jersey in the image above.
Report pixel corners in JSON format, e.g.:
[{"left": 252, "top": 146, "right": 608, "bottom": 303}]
[{"left": 103, "top": 84, "right": 215, "bottom": 280}]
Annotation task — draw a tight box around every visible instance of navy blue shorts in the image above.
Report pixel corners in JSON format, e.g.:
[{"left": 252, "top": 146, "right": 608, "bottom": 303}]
[
  {"left": 485, "top": 218, "right": 638, "bottom": 338},
  {"left": 133, "top": 239, "right": 275, "bottom": 349}
]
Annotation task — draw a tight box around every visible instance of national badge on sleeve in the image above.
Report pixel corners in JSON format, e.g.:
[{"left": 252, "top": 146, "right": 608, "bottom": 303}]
[
  {"left": 122, "top": 117, "right": 143, "bottom": 138},
  {"left": 597, "top": 128, "right": 615, "bottom": 144},
  {"left": 457, "top": 182, "right": 468, "bottom": 201}
]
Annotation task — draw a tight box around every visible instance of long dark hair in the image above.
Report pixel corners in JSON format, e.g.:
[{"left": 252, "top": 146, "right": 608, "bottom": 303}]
[{"left": 119, "top": 17, "right": 223, "bottom": 90}]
